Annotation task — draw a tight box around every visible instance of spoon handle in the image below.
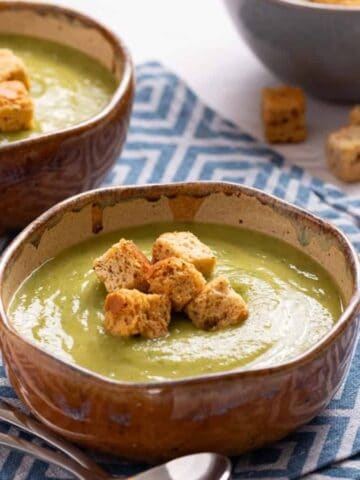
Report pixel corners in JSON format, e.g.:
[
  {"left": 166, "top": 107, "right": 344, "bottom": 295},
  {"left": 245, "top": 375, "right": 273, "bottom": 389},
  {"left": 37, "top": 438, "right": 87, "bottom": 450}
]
[
  {"left": 0, "top": 399, "right": 107, "bottom": 478},
  {"left": 0, "top": 432, "right": 99, "bottom": 480}
]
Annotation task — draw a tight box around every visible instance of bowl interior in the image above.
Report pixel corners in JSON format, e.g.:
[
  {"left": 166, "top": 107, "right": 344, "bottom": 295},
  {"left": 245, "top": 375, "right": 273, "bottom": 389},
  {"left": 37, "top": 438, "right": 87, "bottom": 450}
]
[
  {"left": 0, "top": 1, "right": 125, "bottom": 81},
  {"left": 1, "top": 183, "right": 358, "bottom": 328}
]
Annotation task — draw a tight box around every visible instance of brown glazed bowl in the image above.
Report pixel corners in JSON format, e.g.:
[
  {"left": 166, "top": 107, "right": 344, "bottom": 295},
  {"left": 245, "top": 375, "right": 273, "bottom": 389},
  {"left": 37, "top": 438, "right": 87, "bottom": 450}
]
[
  {"left": 0, "top": 1, "right": 134, "bottom": 233},
  {"left": 0, "top": 182, "right": 359, "bottom": 462}
]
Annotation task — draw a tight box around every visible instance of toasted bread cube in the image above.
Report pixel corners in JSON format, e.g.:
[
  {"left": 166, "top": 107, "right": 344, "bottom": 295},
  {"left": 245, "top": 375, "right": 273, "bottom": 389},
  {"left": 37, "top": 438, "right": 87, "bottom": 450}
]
[
  {"left": 0, "top": 81, "right": 34, "bottom": 132},
  {"left": 0, "top": 49, "right": 30, "bottom": 90},
  {"left": 350, "top": 106, "right": 360, "bottom": 126},
  {"left": 152, "top": 231, "right": 216, "bottom": 277},
  {"left": 104, "top": 289, "right": 171, "bottom": 339},
  {"left": 262, "top": 86, "right": 306, "bottom": 144},
  {"left": 326, "top": 126, "right": 360, "bottom": 182},
  {"left": 93, "top": 239, "right": 151, "bottom": 293},
  {"left": 148, "top": 257, "right": 206, "bottom": 311},
  {"left": 185, "top": 276, "right": 249, "bottom": 331}
]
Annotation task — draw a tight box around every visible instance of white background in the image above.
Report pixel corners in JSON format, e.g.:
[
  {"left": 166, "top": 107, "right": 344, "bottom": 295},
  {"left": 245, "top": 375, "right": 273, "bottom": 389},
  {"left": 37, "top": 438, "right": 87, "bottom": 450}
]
[{"left": 56, "top": 0, "right": 359, "bottom": 195}]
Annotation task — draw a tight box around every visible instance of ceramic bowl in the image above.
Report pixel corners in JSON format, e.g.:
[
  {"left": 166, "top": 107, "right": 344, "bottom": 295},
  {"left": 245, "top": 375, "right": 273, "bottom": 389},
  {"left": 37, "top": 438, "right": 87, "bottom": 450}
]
[
  {"left": 224, "top": 0, "right": 360, "bottom": 101},
  {"left": 0, "top": 182, "right": 359, "bottom": 462},
  {"left": 0, "top": 1, "right": 134, "bottom": 233}
]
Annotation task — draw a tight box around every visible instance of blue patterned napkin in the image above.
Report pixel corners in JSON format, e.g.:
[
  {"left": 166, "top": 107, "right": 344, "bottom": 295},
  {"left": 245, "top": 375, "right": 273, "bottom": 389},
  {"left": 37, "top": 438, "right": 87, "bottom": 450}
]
[{"left": 0, "top": 62, "right": 360, "bottom": 479}]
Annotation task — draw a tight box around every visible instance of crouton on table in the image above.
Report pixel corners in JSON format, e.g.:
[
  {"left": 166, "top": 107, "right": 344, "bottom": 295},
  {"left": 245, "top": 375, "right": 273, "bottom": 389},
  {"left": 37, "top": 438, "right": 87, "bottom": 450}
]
[
  {"left": 148, "top": 257, "right": 206, "bottom": 311},
  {"left": 152, "top": 231, "right": 216, "bottom": 277},
  {"left": 350, "top": 106, "right": 360, "bottom": 126},
  {"left": 0, "top": 49, "right": 30, "bottom": 90},
  {"left": 104, "top": 289, "right": 171, "bottom": 339},
  {"left": 0, "top": 81, "right": 33, "bottom": 132},
  {"left": 185, "top": 276, "right": 249, "bottom": 331},
  {"left": 326, "top": 126, "right": 360, "bottom": 183},
  {"left": 93, "top": 239, "right": 151, "bottom": 293},
  {"left": 262, "top": 86, "right": 306, "bottom": 144}
]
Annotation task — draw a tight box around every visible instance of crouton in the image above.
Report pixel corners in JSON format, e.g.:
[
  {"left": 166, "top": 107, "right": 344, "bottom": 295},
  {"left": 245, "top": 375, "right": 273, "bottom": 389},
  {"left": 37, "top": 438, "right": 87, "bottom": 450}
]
[
  {"left": 152, "top": 231, "right": 216, "bottom": 277},
  {"left": 326, "top": 126, "right": 360, "bottom": 182},
  {"left": 185, "top": 276, "right": 249, "bottom": 331},
  {"left": 0, "top": 81, "right": 34, "bottom": 132},
  {"left": 0, "top": 49, "right": 30, "bottom": 90},
  {"left": 350, "top": 105, "right": 360, "bottom": 126},
  {"left": 262, "top": 86, "right": 306, "bottom": 143},
  {"left": 148, "top": 257, "right": 206, "bottom": 311},
  {"left": 93, "top": 239, "right": 151, "bottom": 293},
  {"left": 104, "top": 289, "right": 171, "bottom": 339}
]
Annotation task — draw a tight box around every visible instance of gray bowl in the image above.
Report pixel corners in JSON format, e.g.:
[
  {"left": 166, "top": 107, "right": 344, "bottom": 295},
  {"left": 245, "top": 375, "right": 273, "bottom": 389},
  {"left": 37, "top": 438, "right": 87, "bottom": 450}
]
[{"left": 224, "top": 0, "right": 360, "bottom": 101}]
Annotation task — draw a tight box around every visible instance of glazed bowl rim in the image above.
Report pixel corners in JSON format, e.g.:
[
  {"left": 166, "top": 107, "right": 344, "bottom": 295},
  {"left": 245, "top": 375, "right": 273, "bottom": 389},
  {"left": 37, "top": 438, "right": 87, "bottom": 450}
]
[
  {"left": 0, "top": 181, "right": 359, "bottom": 388},
  {"left": 0, "top": 0, "right": 133, "bottom": 152},
  {"left": 260, "top": 0, "right": 360, "bottom": 11}
]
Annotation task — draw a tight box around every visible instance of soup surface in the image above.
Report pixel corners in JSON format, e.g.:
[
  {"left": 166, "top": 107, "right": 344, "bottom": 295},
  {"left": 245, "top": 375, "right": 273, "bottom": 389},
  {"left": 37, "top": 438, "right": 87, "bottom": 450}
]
[
  {"left": 9, "top": 223, "right": 343, "bottom": 382},
  {"left": 0, "top": 34, "right": 116, "bottom": 145}
]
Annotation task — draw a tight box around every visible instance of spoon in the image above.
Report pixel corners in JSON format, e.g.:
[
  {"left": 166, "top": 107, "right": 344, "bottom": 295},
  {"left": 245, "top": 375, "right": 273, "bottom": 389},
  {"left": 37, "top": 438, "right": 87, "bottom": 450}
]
[{"left": 0, "top": 399, "right": 231, "bottom": 480}]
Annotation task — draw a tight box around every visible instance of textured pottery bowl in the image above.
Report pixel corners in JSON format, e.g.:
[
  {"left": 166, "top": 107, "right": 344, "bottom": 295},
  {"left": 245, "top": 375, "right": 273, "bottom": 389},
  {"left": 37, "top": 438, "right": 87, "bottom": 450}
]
[
  {"left": 0, "top": 1, "right": 134, "bottom": 233},
  {"left": 0, "top": 182, "right": 359, "bottom": 462},
  {"left": 224, "top": 0, "right": 360, "bottom": 101}
]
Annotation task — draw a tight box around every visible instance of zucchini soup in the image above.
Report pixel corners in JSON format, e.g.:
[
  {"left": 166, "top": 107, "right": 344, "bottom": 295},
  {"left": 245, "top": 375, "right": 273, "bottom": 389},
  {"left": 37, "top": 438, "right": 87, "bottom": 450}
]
[
  {"left": 9, "top": 223, "right": 343, "bottom": 382},
  {"left": 0, "top": 34, "right": 116, "bottom": 144}
]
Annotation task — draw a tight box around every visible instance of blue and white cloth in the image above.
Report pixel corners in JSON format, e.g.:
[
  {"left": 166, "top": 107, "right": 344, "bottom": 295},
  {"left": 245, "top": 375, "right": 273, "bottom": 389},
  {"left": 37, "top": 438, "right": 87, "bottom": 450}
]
[{"left": 0, "top": 62, "right": 360, "bottom": 479}]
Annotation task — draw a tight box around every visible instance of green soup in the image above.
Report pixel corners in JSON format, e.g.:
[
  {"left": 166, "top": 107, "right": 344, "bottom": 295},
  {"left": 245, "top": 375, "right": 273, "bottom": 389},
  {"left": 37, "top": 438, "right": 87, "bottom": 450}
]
[
  {"left": 0, "top": 34, "right": 117, "bottom": 145},
  {"left": 9, "top": 223, "right": 343, "bottom": 382}
]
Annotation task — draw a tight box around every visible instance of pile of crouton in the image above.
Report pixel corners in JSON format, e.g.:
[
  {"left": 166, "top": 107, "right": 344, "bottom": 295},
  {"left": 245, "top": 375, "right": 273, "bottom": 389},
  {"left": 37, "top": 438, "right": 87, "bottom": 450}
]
[
  {"left": 93, "top": 232, "right": 249, "bottom": 339},
  {"left": 0, "top": 49, "right": 34, "bottom": 132}
]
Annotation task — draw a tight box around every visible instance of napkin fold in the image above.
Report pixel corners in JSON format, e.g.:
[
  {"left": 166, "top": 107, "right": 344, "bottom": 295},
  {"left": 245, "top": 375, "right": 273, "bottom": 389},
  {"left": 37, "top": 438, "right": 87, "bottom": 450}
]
[{"left": 0, "top": 62, "right": 359, "bottom": 480}]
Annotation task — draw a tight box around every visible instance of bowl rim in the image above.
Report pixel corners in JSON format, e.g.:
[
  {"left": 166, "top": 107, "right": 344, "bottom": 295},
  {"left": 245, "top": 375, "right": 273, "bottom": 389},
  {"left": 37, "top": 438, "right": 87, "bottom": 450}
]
[
  {"left": 0, "top": 181, "right": 359, "bottom": 388},
  {"left": 0, "top": 0, "right": 134, "bottom": 152},
  {"left": 263, "top": 0, "right": 360, "bottom": 11}
]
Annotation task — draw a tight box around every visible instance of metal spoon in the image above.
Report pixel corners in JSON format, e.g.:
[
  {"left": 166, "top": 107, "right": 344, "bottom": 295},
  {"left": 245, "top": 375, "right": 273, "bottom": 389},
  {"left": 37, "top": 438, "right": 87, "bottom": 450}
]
[{"left": 0, "top": 399, "right": 231, "bottom": 479}]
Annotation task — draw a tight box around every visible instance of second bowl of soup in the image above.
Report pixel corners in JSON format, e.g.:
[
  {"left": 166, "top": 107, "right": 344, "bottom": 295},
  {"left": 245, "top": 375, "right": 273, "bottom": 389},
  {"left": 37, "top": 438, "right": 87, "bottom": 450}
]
[
  {"left": 0, "top": 1, "right": 134, "bottom": 232},
  {"left": 0, "top": 182, "right": 359, "bottom": 461}
]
